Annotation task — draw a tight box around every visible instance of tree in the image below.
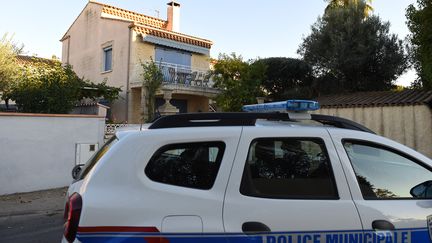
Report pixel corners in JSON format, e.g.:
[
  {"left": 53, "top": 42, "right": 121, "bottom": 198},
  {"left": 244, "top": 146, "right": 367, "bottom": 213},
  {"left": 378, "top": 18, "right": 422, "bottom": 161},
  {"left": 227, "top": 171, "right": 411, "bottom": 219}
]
[
  {"left": 406, "top": 0, "right": 432, "bottom": 89},
  {"left": 212, "top": 53, "right": 266, "bottom": 112},
  {"left": 325, "top": 0, "right": 373, "bottom": 17},
  {"left": 298, "top": 2, "right": 407, "bottom": 94},
  {"left": 256, "top": 58, "right": 315, "bottom": 100},
  {"left": 0, "top": 34, "right": 19, "bottom": 103},
  {"left": 356, "top": 175, "right": 397, "bottom": 198},
  {"left": 140, "top": 58, "right": 163, "bottom": 122},
  {"left": 9, "top": 61, "right": 82, "bottom": 113},
  {"left": 81, "top": 78, "right": 122, "bottom": 105},
  {"left": 9, "top": 60, "right": 121, "bottom": 114}
]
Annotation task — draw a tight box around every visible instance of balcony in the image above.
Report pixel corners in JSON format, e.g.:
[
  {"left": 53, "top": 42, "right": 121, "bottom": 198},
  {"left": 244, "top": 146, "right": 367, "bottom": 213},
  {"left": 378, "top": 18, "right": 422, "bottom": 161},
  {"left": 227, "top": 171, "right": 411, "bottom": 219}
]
[
  {"left": 159, "top": 62, "right": 214, "bottom": 87},
  {"left": 130, "top": 62, "right": 219, "bottom": 96}
]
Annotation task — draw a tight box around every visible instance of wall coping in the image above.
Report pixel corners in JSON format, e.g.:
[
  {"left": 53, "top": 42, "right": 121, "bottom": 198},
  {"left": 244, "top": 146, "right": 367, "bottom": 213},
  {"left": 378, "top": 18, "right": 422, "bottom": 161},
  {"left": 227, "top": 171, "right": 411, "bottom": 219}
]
[
  {"left": 0, "top": 112, "right": 105, "bottom": 119},
  {"left": 319, "top": 103, "right": 429, "bottom": 109}
]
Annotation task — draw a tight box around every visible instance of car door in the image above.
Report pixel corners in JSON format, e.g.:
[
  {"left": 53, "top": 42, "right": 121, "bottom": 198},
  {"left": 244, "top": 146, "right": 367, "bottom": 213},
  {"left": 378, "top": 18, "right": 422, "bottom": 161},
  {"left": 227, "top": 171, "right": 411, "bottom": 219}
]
[
  {"left": 223, "top": 126, "right": 363, "bottom": 242},
  {"left": 138, "top": 127, "right": 243, "bottom": 235},
  {"left": 330, "top": 128, "right": 432, "bottom": 243}
]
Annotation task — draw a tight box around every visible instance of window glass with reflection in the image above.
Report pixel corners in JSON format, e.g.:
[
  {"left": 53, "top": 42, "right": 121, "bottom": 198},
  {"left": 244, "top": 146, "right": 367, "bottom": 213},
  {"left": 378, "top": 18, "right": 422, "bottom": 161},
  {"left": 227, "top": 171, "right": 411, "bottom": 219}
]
[
  {"left": 343, "top": 141, "right": 432, "bottom": 199},
  {"left": 240, "top": 138, "right": 338, "bottom": 199},
  {"left": 103, "top": 47, "right": 112, "bottom": 72},
  {"left": 145, "top": 142, "right": 225, "bottom": 190}
]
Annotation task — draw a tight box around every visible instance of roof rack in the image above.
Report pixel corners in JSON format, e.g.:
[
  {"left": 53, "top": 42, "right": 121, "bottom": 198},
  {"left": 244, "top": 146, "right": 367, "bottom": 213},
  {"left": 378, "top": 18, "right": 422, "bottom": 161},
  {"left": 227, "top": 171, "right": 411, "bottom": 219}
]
[
  {"left": 311, "top": 114, "right": 374, "bottom": 133},
  {"left": 148, "top": 112, "right": 375, "bottom": 134}
]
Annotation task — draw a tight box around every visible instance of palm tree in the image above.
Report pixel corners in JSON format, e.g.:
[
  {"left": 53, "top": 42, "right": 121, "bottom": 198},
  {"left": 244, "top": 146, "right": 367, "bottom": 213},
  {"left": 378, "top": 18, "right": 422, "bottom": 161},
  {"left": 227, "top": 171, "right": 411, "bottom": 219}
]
[{"left": 325, "top": 0, "right": 373, "bottom": 17}]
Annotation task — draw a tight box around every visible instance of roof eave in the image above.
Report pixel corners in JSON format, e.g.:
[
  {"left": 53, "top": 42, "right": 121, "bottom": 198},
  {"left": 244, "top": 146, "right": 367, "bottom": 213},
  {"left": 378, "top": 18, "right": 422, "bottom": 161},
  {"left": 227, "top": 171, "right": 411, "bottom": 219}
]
[
  {"left": 132, "top": 23, "right": 213, "bottom": 45},
  {"left": 100, "top": 15, "right": 134, "bottom": 24}
]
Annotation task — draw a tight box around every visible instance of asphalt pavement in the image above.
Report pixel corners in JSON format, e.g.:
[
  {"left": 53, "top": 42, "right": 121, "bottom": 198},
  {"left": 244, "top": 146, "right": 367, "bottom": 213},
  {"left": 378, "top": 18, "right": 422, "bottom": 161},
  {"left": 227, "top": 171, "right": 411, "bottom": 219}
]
[{"left": 0, "top": 187, "right": 67, "bottom": 243}]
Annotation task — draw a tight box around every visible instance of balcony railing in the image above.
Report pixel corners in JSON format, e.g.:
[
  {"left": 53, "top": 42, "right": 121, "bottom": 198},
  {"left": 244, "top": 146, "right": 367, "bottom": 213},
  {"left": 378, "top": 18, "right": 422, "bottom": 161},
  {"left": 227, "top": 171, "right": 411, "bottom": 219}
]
[{"left": 158, "top": 62, "right": 214, "bottom": 88}]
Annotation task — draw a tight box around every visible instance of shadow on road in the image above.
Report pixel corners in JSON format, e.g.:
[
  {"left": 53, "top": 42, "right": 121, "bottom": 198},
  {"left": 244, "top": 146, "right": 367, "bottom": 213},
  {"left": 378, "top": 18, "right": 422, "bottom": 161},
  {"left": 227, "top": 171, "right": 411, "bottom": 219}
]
[{"left": 0, "top": 212, "right": 64, "bottom": 243}]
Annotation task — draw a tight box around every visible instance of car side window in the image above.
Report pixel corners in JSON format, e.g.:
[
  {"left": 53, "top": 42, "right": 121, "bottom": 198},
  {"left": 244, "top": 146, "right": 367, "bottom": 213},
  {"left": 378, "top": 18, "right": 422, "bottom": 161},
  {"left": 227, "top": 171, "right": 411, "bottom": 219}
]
[
  {"left": 343, "top": 140, "right": 432, "bottom": 199},
  {"left": 240, "top": 138, "right": 338, "bottom": 199},
  {"left": 145, "top": 142, "right": 225, "bottom": 190}
]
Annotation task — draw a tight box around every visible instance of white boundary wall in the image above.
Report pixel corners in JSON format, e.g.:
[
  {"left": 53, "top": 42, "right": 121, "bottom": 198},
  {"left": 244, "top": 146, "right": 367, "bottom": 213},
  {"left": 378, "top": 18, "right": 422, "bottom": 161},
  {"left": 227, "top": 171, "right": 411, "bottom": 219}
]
[
  {"left": 0, "top": 113, "right": 105, "bottom": 195},
  {"left": 314, "top": 104, "right": 432, "bottom": 158}
]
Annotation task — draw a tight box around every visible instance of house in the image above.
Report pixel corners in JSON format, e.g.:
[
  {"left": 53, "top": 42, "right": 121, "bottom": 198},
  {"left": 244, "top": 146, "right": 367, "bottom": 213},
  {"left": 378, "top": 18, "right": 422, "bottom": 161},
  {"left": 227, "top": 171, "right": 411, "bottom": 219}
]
[
  {"left": 61, "top": 0, "right": 219, "bottom": 123},
  {"left": 314, "top": 90, "right": 432, "bottom": 157}
]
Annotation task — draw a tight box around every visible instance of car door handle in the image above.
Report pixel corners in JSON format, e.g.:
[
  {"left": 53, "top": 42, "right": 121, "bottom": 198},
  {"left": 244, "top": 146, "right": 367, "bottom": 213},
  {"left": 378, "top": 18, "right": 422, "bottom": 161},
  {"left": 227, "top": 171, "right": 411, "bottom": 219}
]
[
  {"left": 372, "top": 220, "right": 395, "bottom": 231},
  {"left": 242, "top": 221, "right": 271, "bottom": 235}
]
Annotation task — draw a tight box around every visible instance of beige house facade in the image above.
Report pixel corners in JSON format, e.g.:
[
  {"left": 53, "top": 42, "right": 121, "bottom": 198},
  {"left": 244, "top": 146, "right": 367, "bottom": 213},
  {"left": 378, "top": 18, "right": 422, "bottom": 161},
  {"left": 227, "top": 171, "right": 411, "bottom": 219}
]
[
  {"left": 61, "top": 1, "right": 219, "bottom": 123},
  {"left": 314, "top": 90, "right": 432, "bottom": 158}
]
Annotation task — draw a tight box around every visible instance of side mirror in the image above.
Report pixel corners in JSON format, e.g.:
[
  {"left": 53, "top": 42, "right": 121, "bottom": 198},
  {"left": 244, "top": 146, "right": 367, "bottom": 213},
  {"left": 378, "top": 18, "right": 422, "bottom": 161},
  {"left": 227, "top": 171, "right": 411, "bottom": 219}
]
[
  {"left": 71, "top": 164, "right": 84, "bottom": 180},
  {"left": 410, "top": 180, "right": 432, "bottom": 199}
]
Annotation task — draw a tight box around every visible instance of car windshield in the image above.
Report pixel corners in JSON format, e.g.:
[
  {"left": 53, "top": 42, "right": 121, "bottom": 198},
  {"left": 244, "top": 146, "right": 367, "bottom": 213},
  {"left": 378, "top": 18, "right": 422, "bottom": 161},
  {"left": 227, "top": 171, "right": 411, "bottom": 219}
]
[{"left": 78, "top": 136, "right": 119, "bottom": 180}]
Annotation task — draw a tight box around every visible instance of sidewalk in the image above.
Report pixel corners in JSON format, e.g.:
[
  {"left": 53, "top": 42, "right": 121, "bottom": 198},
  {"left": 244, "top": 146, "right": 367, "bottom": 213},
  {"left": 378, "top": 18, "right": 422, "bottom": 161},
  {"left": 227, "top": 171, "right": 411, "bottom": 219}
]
[
  {"left": 0, "top": 187, "right": 67, "bottom": 243},
  {"left": 0, "top": 187, "right": 67, "bottom": 217}
]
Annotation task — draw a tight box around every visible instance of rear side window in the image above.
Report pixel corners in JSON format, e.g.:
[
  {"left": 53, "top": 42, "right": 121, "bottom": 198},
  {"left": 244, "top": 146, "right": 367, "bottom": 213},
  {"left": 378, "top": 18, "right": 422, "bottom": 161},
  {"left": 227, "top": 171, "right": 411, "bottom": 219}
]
[
  {"left": 145, "top": 142, "right": 225, "bottom": 190},
  {"left": 240, "top": 138, "right": 338, "bottom": 199}
]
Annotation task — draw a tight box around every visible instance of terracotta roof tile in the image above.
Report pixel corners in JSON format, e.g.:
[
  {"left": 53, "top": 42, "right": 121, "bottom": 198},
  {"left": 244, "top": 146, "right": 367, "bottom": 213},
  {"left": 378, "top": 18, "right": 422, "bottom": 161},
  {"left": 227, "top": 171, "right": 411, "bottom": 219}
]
[
  {"left": 16, "top": 55, "right": 58, "bottom": 66},
  {"left": 316, "top": 90, "right": 432, "bottom": 108},
  {"left": 90, "top": 1, "right": 212, "bottom": 49},
  {"left": 133, "top": 24, "right": 213, "bottom": 49},
  {"left": 101, "top": 4, "right": 167, "bottom": 29}
]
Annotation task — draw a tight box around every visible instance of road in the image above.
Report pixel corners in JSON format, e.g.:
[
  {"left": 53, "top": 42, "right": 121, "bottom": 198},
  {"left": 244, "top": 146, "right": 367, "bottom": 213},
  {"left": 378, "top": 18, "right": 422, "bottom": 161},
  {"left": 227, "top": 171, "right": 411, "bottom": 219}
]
[
  {"left": 0, "top": 211, "right": 64, "bottom": 243},
  {"left": 0, "top": 187, "right": 67, "bottom": 243}
]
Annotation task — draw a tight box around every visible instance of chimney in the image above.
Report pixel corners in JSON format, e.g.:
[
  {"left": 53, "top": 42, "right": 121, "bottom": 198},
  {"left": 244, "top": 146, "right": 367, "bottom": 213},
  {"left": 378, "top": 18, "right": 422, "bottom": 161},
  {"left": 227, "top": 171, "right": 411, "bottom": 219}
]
[{"left": 166, "top": 1, "right": 180, "bottom": 32}]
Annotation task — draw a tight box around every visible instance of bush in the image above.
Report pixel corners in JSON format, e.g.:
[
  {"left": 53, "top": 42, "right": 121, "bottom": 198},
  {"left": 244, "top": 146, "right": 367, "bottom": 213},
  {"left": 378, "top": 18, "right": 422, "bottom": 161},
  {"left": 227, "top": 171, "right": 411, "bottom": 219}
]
[{"left": 9, "top": 60, "right": 121, "bottom": 114}]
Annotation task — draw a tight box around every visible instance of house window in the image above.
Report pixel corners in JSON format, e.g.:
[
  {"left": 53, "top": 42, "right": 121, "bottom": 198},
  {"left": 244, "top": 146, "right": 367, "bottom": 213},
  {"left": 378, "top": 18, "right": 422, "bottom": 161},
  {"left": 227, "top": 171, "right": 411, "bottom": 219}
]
[
  {"left": 155, "top": 46, "right": 191, "bottom": 67},
  {"left": 103, "top": 46, "right": 112, "bottom": 72}
]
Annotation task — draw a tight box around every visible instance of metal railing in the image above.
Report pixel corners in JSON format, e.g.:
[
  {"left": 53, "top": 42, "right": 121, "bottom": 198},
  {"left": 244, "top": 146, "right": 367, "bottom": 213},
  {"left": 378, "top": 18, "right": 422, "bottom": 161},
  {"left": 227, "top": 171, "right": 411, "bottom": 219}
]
[
  {"left": 104, "top": 123, "right": 143, "bottom": 141},
  {"left": 158, "top": 62, "right": 214, "bottom": 88},
  {"left": 105, "top": 123, "right": 129, "bottom": 135}
]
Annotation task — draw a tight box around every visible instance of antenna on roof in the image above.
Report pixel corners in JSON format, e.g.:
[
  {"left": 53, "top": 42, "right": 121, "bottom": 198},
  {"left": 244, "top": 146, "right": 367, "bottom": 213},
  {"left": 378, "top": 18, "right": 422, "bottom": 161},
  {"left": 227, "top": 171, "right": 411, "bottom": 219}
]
[{"left": 154, "top": 10, "right": 160, "bottom": 18}]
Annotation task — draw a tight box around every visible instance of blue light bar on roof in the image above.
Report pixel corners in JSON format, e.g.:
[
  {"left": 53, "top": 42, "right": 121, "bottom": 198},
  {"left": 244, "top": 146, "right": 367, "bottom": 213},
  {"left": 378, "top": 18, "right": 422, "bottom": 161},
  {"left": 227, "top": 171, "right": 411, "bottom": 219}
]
[{"left": 242, "top": 100, "right": 320, "bottom": 113}]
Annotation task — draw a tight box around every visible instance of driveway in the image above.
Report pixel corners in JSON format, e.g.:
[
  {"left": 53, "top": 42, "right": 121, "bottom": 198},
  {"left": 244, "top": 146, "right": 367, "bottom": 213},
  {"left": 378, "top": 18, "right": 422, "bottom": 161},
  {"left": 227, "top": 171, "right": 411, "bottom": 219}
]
[{"left": 0, "top": 187, "right": 67, "bottom": 243}]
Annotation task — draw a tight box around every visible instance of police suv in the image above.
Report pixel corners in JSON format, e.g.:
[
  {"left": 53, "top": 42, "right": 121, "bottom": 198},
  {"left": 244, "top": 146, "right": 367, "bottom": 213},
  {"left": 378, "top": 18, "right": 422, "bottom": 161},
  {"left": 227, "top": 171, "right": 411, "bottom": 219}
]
[{"left": 63, "top": 100, "right": 432, "bottom": 243}]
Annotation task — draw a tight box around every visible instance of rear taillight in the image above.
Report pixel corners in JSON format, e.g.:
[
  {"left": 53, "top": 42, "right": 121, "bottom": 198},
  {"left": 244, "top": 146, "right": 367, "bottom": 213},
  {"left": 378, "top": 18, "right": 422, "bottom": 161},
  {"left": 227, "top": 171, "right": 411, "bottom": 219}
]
[{"left": 63, "top": 193, "right": 82, "bottom": 243}]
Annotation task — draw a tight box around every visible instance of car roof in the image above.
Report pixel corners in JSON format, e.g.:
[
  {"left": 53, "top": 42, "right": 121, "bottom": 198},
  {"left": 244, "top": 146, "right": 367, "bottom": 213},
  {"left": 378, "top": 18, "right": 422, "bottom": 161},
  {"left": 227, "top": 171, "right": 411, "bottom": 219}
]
[
  {"left": 146, "top": 113, "right": 375, "bottom": 134},
  {"left": 115, "top": 124, "right": 150, "bottom": 139},
  {"left": 115, "top": 119, "right": 359, "bottom": 140}
]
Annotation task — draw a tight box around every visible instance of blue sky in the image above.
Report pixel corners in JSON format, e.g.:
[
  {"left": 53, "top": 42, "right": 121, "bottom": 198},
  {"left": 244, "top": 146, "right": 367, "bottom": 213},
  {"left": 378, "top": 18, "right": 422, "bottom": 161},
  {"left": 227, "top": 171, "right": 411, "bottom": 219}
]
[{"left": 0, "top": 0, "right": 417, "bottom": 85}]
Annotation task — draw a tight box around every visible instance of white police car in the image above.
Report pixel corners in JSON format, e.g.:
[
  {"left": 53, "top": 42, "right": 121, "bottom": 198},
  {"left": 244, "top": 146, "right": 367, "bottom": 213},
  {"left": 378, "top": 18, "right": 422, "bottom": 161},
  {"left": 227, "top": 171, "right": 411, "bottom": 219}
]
[{"left": 63, "top": 100, "right": 432, "bottom": 243}]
